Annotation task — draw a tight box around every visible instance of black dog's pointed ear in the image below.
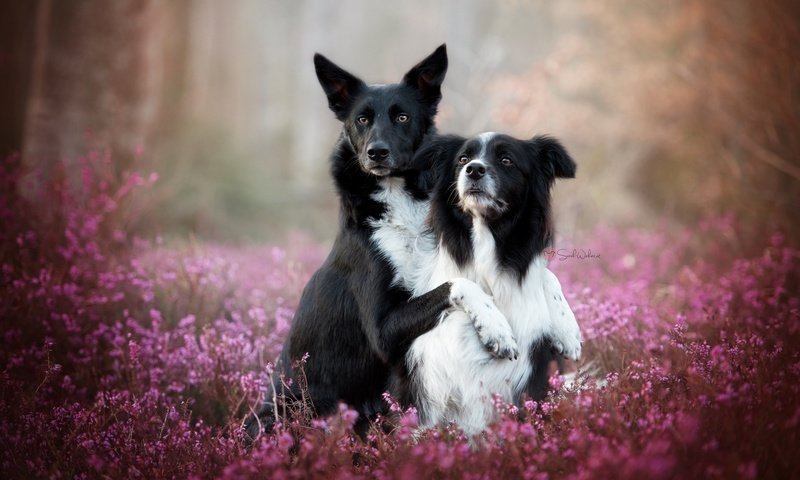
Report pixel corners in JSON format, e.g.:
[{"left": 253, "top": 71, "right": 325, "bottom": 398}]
[
  {"left": 402, "top": 44, "right": 448, "bottom": 113},
  {"left": 529, "top": 135, "right": 576, "bottom": 179},
  {"left": 314, "top": 53, "right": 367, "bottom": 121}
]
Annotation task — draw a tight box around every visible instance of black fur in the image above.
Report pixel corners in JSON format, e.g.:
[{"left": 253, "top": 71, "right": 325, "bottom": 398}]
[{"left": 245, "top": 45, "right": 457, "bottom": 439}]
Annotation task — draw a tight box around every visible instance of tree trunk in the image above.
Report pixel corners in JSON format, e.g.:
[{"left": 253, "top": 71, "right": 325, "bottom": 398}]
[{"left": 20, "top": 0, "right": 171, "bottom": 199}]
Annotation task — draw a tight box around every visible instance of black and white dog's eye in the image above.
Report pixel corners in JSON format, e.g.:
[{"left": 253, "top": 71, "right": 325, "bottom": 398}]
[
  {"left": 458, "top": 155, "right": 469, "bottom": 165},
  {"left": 396, "top": 113, "right": 409, "bottom": 123},
  {"left": 357, "top": 115, "right": 370, "bottom": 125},
  {"left": 500, "top": 157, "right": 513, "bottom": 166}
]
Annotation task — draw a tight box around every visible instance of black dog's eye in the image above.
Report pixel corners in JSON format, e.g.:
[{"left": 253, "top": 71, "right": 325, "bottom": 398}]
[
  {"left": 458, "top": 155, "right": 469, "bottom": 165},
  {"left": 357, "top": 115, "right": 370, "bottom": 125},
  {"left": 396, "top": 113, "right": 409, "bottom": 123},
  {"left": 500, "top": 157, "right": 513, "bottom": 166}
]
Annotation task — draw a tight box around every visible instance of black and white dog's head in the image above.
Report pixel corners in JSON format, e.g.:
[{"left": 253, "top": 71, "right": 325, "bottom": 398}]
[
  {"left": 423, "top": 132, "right": 576, "bottom": 279},
  {"left": 452, "top": 133, "right": 576, "bottom": 220},
  {"left": 314, "top": 45, "right": 448, "bottom": 177}
]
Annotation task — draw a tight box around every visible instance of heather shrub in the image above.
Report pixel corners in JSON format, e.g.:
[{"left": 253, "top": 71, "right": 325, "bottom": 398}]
[{"left": 1, "top": 152, "right": 798, "bottom": 478}]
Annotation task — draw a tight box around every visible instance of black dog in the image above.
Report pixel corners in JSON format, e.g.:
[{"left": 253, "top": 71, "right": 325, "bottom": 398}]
[{"left": 246, "top": 46, "right": 517, "bottom": 438}]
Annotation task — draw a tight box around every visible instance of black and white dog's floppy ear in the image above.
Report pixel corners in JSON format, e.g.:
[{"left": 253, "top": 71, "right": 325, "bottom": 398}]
[
  {"left": 402, "top": 44, "right": 448, "bottom": 114},
  {"left": 314, "top": 53, "right": 368, "bottom": 121},
  {"left": 529, "top": 135, "right": 577, "bottom": 179}
]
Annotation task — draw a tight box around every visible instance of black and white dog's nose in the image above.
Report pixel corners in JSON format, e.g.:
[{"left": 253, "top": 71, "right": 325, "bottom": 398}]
[
  {"left": 367, "top": 143, "right": 390, "bottom": 161},
  {"left": 465, "top": 161, "right": 486, "bottom": 180}
]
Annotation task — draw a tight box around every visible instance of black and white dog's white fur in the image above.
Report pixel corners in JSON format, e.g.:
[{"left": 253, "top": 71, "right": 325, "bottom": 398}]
[
  {"left": 246, "top": 46, "right": 517, "bottom": 439},
  {"left": 389, "top": 132, "right": 583, "bottom": 435}
]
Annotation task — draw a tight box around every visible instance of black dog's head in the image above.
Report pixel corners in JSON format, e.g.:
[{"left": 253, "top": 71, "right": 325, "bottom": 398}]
[{"left": 314, "top": 45, "right": 448, "bottom": 177}]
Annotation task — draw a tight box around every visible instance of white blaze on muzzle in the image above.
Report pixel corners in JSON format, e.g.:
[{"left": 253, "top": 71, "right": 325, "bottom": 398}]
[{"left": 457, "top": 159, "right": 504, "bottom": 217}]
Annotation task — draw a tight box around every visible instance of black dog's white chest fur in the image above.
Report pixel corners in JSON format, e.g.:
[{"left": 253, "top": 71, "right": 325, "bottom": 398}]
[{"left": 368, "top": 177, "right": 433, "bottom": 289}]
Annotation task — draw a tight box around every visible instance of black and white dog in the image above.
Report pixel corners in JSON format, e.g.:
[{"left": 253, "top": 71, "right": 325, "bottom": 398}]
[
  {"left": 246, "top": 47, "right": 517, "bottom": 438},
  {"left": 395, "top": 132, "right": 583, "bottom": 435}
]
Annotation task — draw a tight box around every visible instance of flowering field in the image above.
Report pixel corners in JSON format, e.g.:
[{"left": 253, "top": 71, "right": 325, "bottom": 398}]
[{"left": 1, "top": 155, "right": 798, "bottom": 479}]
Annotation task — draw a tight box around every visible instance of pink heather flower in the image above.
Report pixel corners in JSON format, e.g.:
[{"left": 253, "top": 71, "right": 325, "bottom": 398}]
[
  {"left": 524, "top": 399, "right": 536, "bottom": 412},
  {"left": 128, "top": 340, "right": 142, "bottom": 363},
  {"left": 382, "top": 392, "right": 402, "bottom": 413},
  {"left": 311, "top": 418, "right": 329, "bottom": 430},
  {"left": 549, "top": 374, "right": 565, "bottom": 391},
  {"left": 178, "top": 314, "right": 196, "bottom": 328},
  {"left": 400, "top": 407, "right": 418, "bottom": 428},
  {"left": 2, "top": 152, "right": 798, "bottom": 478},
  {"left": 339, "top": 405, "right": 360, "bottom": 427},
  {"left": 278, "top": 431, "right": 294, "bottom": 451}
]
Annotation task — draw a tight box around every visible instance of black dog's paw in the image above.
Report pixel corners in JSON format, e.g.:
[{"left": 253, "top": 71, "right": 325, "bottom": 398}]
[{"left": 243, "top": 403, "right": 276, "bottom": 444}]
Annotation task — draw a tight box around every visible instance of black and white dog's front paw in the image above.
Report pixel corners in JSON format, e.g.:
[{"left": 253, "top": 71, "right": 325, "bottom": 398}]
[
  {"left": 549, "top": 305, "right": 582, "bottom": 361},
  {"left": 552, "top": 327, "right": 582, "bottom": 362},
  {"left": 542, "top": 268, "right": 582, "bottom": 362},
  {"left": 477, "top": 315, "right": 519, "bottom": 361},
  {"left": 449, "top": 278, "right": 518, "bottom": 361}
]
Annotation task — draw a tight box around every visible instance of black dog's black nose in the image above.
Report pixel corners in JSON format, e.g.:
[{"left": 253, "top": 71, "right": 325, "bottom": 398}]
[
  {"left": 465, "top": 162, "right": 486, "bottom": 180},
  {"left": 367, "top": 143, "right": 390, "bottom": 161}
]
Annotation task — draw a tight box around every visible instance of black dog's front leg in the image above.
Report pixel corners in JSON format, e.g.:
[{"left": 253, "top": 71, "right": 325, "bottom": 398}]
[
  {"left": 375, "top": 282, "right": 454, "bottom": 363},
  {"left": 360, "top": 277, "right": 519, "bottom": 365}
]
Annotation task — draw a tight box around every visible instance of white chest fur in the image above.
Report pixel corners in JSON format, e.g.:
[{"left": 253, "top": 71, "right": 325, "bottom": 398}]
[
  {"left": 407, "top": 220, "right": 572, "bottom": 435},
  {"left": 368, "top": 177, "right": 434, "bottom": 288}
]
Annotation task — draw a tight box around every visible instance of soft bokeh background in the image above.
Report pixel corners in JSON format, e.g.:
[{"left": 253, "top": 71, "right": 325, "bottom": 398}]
[
  {"left": 2, "top": 0, "right": 798, "bottom": 246},
  {"left": 2, "top": 2, "right": 800, "bottom": 477}
]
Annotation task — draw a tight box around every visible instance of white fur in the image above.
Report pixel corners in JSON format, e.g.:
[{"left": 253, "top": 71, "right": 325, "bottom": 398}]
[
  {"left": 407, "top": 218, "right": 582, "bottom": 436},
  {"left": 369, "top": 178, "right": 517, "bottom": 358},
  {"left": 369, "top": 178, "right": 432, "bottom": 288},
  {"left": 477, "top": 131, "right": 497, "bottom": 147},
  {"left": 456, "top": 133, "right": 508, "bottom": 217},
  {"left": 457, "top": 160, "right": 506, "bottom": 217}
]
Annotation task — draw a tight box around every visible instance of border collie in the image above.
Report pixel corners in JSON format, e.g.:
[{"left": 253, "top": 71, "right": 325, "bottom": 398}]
[
  {"left": 246, "top": 47, "right": 517, "bottom": 439},
  {"left": 402, "top": 132, "right": 583, "bottom": 435}
]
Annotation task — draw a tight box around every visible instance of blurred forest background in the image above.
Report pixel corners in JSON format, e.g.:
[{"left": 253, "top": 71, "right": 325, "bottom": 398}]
[{"left": 1, "top": 0, "right": 798, "bottom": 247}]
